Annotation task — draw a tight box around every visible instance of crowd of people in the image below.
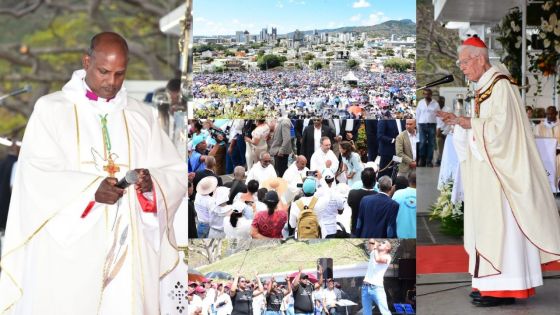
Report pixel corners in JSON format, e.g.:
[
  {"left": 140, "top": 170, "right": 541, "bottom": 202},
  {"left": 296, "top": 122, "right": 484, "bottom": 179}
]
[
  {"left": 192, "top": 70, "right": 416, "bottom": 119},
  {"left": 187, "top": 118, "right": 417, "bottom": 239},
  {"left": 187, "top": 239, "right": 399, "bottom": 315}
]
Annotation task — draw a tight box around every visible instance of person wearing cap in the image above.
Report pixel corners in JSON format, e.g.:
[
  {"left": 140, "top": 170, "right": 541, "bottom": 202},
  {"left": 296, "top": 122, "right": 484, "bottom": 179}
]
[
  {"left": 264, "top": 276, "right": 291, "bottom": 315},
  {"left": 194, "top": 176, "right": 219, "bottom": 238},
  {"left": 291, "top": 265, "right": 323, "bottom": 315},
  {"left": 415, "top": 88, "right": 439, "bottom": 167},
  {"left": 356, "top": 176, "right": 398, "bottom": 238},
  {"left": 215, "top": 283, "right": 233, "bottom": 315},
  {"left": 208, "top": 186, "right": 232, "bottom": 238},
  {"left": 436, "top": 35, "right": 560, "bottom": 307},
  {"left": 251, "top": 191, "right": 288, "bottom": 239},
  {"left": 339, "top": 141, "right": 364, "bottom": 188},
  {"left": 189, "top": 286, "right": 203, "bottom": 315},
  {"left": 189, "top": 134, "right": 208, "bottom": 173},
  {"left": 288, "top": 176, "right": 328, "bottom": 238},
  {"left": 246, "top": 152, "right": 278, "bottom": 186},
  {"left": 362, "top": 239, "right": 392, "bottom": 315},
  {"left": 395, "top": 119, "right": 418, "bottom": 177},
  {"left": 323, "top": 279, "right": 341, "bottom": 315},
  {"left": 230, "top": 272, "right": 264, "bottom": 315},
  {"left": 310, "top": 137, "right": 339, "bottom": 175},
  {"left": 223, "top": 201, "right": 253, "bottom": 238},
  {"left": 315, "top": 169, "right": 346, "bottom": 239}
]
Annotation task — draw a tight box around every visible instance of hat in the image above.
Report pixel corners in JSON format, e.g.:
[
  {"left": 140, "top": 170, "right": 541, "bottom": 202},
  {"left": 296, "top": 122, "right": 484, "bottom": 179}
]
[
  {"left": 262, "top": 177, "right": 288, "bottom": 196},
  {"left": 197, "top": 176, "right": 218, "bottom": 195},
  {"left": 462, "top": 35, "right": 487, "bottom": 48},
  {"left": 263, "top": 191, "right": 280, "bottom": 204},
  {"left": 302, "top": 177, "right": 317, "bottom": 195},
  {"left": 232, "top": 201, "right": 246, "bottom": 213},
  {"left": 195, "top": 286, "right": 206, "bottom": 293},
  {"left": 214, "top": 186, "right": 231, "bottom": 206},
  {"left": 191, "top": 134, "right": 206, "bottom": 149}
]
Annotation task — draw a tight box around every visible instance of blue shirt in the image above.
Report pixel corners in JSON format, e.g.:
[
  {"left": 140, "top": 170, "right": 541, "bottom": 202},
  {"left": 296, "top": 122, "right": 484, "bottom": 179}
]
[
  {"left": 393, "top": 187, "right": 416, "bottom": 238},
  {"left": 188, "top": 151, "right": 206, "bottom": 173}
]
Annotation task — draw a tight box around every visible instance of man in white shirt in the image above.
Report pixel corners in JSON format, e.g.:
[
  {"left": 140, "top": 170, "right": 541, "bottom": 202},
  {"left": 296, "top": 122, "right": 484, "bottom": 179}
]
[
  {"left": 310, "top": 137, "right": 339, "bottom": 175},
  {"left": 315, "top": 170, "right": 346, "bottom": 238},
  {"left": 361, "top": 239, "right": 392, "bottom": 315},
  {"left": 245, "top": 152, "right": 278, "bottom": 185},
  {"left": 415, "top": 88, "right": 439, "bottom": 167},
  {"left": 194, "top": 176, "right": 219, "bottom": 238},
  {"left": 283, "top": 155, "right": 309, "bottom": 202},
  {"left": 288, "top": 177, "right": 328, "bottom": 238}
]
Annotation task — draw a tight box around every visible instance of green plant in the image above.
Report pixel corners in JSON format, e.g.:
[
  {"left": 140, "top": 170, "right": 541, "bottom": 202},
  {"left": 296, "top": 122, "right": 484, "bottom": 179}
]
[
  {"left": 495, "top": 8, "right": 526, "bottom": 85},
  {"left": 429, "top": 180, "right": 464, "bottom": 236}
]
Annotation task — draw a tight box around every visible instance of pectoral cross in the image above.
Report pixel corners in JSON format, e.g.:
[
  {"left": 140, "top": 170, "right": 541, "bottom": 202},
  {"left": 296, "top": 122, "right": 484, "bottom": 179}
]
[{"left": 103, "top": 155, "right": 120, "bottom": 178}]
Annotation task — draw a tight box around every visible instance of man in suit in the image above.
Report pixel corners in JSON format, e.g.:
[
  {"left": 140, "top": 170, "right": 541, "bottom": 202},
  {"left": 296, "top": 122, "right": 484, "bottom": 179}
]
[
  {"left": 301, "top": 119, "right": 335, "bottom": 168},
  {"left": 356, "top": 176, "right": 399, "bottom": 238},
  {"left": 269, "top": 117, "right": 293, "bottom": 177},
  {"left": 365, "top": 120, "right": 378, "bottom": 162},
  {"left": 341, "top": 119, "right": 361, "bottom": 142},
  {"left": 348, "top": 167, "right": 377, "bottom": 236},
  {"left": 395, "top": 119, "right": 417, "bottom": 177},
  {"left": 377, "top": 120, "right": 405, "bottom": 178}
]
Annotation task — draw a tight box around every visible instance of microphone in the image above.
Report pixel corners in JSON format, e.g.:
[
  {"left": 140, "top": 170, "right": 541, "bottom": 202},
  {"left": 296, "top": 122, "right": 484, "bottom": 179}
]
[
  {"left": 115, "top": 170, "right": 138, "bottom": 189},
  {"left": 0, "top": 85, "right": 32, "bottom": 101},
  {"left": 416, "top": 75, "right": 454, "bottom": 91}
]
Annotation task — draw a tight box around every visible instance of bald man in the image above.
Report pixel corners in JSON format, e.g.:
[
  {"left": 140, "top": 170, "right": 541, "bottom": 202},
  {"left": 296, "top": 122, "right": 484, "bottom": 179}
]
[{"left": 0, "top": 32, "right": 187, "bottom": 314}]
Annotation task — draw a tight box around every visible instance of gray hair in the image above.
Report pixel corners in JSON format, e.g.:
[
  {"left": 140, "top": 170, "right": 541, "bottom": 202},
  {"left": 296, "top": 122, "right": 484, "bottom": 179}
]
[
  {"left": 457, "top": 45, "right": 489, "bottom": 63},
  {"left": 378, "top": 176, "right": 393, "bottom": 192},
  {"left": 259, "top": 151, "right": 271, "bottom": 160},
  {"left": 233, "top": 166, "right": 246, "bottom": 179}
]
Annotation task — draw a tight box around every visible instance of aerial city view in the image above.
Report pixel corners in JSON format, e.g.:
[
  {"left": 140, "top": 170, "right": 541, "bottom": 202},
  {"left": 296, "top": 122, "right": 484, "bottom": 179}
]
[{"left": 191, "top": 0, "right": 416, "bottom": 119}]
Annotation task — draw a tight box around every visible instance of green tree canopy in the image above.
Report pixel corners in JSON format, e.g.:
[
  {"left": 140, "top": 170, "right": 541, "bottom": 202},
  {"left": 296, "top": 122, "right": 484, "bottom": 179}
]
[
  {"left": 383, "top": 58, "right": 412, "bottom": 72},
  {"left": 257, "top": 54, "right": 285, "bottom": 70},
  {"left": 347, "top": 59, "right": 359, "bottom": 69},
  {"left": 312, "top": 61, "right": 323, "bottom": 70}
]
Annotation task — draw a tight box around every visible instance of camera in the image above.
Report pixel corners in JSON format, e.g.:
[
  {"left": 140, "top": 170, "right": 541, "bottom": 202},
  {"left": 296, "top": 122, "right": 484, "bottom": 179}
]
[
  {"left": 296, "top": 183, "right": 303, "bottom": 188},
  {"left": 209, "top": 127, "right": 227, "bottom": 142}
]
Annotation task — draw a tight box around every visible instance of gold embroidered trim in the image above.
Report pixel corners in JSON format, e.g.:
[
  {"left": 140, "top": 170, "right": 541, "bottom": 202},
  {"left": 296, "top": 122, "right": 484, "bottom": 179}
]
[
  {"left": 73, "top": 104, "right": 81, "bottom": 167},
  {"left": 475, "top": 74, "right": 517, "bottom": 117},
  {"left": 153, "top": 176, "right": 180, "bottom": 280}
]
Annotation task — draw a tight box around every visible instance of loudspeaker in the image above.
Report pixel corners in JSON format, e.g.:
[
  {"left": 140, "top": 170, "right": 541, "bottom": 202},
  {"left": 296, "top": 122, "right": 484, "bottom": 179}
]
[
  {"left": 317, "top": 257, "right": 333, "bottom": 284},
  {"left": 398, "top": 258, "right": 416, "bottom": 279}
]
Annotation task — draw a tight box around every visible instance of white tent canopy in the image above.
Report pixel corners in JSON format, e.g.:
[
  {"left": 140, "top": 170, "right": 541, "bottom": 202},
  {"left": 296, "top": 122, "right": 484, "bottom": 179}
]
[{"left": 342, "top": 71, "right": 359, "bottom": 83}]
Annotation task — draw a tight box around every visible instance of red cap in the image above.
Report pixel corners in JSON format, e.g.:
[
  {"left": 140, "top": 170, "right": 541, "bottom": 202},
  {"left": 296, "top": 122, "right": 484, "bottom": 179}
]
[
  {"left": 462, "top": 36, "right": 487, "bottom": 48},
  {"left": 195, "top": 286, "right": 206, "bottom": 293}
]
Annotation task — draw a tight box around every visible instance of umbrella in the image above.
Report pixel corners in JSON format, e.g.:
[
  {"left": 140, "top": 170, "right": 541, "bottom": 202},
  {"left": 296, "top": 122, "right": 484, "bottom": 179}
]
[
  {"left": 205, "top": 271, "right": 233, "bottom": 280},
  {"left": 188, "top": 268, "right": 207, "bottom": 282},
  {"left": 297, "top": 101, "right": 306, "bottom": 107},
  {"left": 287, "top": 271, "right": 318, "bottom": 283}
]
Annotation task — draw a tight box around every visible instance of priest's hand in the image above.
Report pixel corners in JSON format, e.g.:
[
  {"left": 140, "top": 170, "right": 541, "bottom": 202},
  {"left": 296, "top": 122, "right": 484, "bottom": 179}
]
[
  {"left": 436, "top": 111, "right": 457, "bottom": 125},
  {"left": 134, "top": 169, "right": 153, "bottom": 193},
  {"left": 95, "top": 177, "right": 125, "bottom": 204},
  {"left": 457, "top": 117, "right": 472, "bottom": 129}
]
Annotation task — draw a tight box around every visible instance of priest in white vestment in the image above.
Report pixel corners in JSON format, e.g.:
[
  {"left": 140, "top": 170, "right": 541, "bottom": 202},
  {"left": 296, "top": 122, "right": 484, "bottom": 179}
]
[
  {"left": 0, "top": 32, "right": 187, "bottom": 315},
  {"left": 310, "top": 137, "right": 339, "bottom": 175},
  {"left": 533, "top": 106, "right": 560, "bottom": 186},
  {"left": 439, "top": 36, "right": 560, "bottom": 306},
  {"left": 282, "top": 155, "right": 309, "bottom": 202}
]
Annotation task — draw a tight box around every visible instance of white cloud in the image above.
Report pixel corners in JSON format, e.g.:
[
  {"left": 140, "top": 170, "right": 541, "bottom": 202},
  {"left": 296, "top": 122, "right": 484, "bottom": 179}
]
[
  {"left": 350, "top": 14, "right": 362, "bottom": 22},
  {"left": 365, "top": 11, "right": 389, "bottom": 25},
  {"left": 353, "top": 0, "right": 371, "bottom": 8}
]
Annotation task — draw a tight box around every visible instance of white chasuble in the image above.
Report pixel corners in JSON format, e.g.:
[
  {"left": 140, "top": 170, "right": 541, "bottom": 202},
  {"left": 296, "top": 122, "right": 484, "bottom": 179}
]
[
  {"left": 458, "top": 65, "right": 560, "bottom": 291},
  {"left": 0, "top": 70, "right": 187, "bottom": 314}
]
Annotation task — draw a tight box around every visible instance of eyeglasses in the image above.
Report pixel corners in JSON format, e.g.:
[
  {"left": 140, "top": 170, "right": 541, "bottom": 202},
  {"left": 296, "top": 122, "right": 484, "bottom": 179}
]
[{"left": 455, "top": 56, "right": 477, "bottom": 67}]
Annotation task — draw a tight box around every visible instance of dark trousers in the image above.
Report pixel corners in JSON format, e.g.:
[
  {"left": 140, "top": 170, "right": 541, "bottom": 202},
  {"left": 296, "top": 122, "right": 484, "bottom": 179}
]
[
  {"left": 231, "top": 134, "right": 246, "bottom": 168},
  {"left": 274, "top": 154, "right": 289, "bottom": 177},
  {"left": 378, "top": 155, "right": 393, "bottom": 179},
  {"left": 418, "top": 123, "right": 436, "bottom": 164}
]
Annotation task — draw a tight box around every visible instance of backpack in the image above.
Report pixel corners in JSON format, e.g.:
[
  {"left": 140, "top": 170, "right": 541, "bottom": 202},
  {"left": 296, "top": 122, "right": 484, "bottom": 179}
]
[{"left": 296, "top": 197, "right": 321, "bottom": 239}]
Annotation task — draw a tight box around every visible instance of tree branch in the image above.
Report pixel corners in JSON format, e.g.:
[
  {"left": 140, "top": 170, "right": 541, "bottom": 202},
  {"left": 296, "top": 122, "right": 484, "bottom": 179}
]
[
  {"left": 121, "top": 0, "right": 168, "bottom": 17},
  {"left": 0, "top": 0, "right": 44, "bottom": 18}
]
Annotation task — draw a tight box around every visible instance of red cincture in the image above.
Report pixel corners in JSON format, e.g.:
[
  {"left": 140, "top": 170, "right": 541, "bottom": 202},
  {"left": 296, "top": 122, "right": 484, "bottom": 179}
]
[{"left": 80, "top": 186, "right": 157, "bottom": 218}]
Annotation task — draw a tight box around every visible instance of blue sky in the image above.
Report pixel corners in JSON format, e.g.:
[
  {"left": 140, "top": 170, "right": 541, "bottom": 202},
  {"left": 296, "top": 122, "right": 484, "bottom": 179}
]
[{"left": 193, "top": 0, "right": 416, "bottom": 36}]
